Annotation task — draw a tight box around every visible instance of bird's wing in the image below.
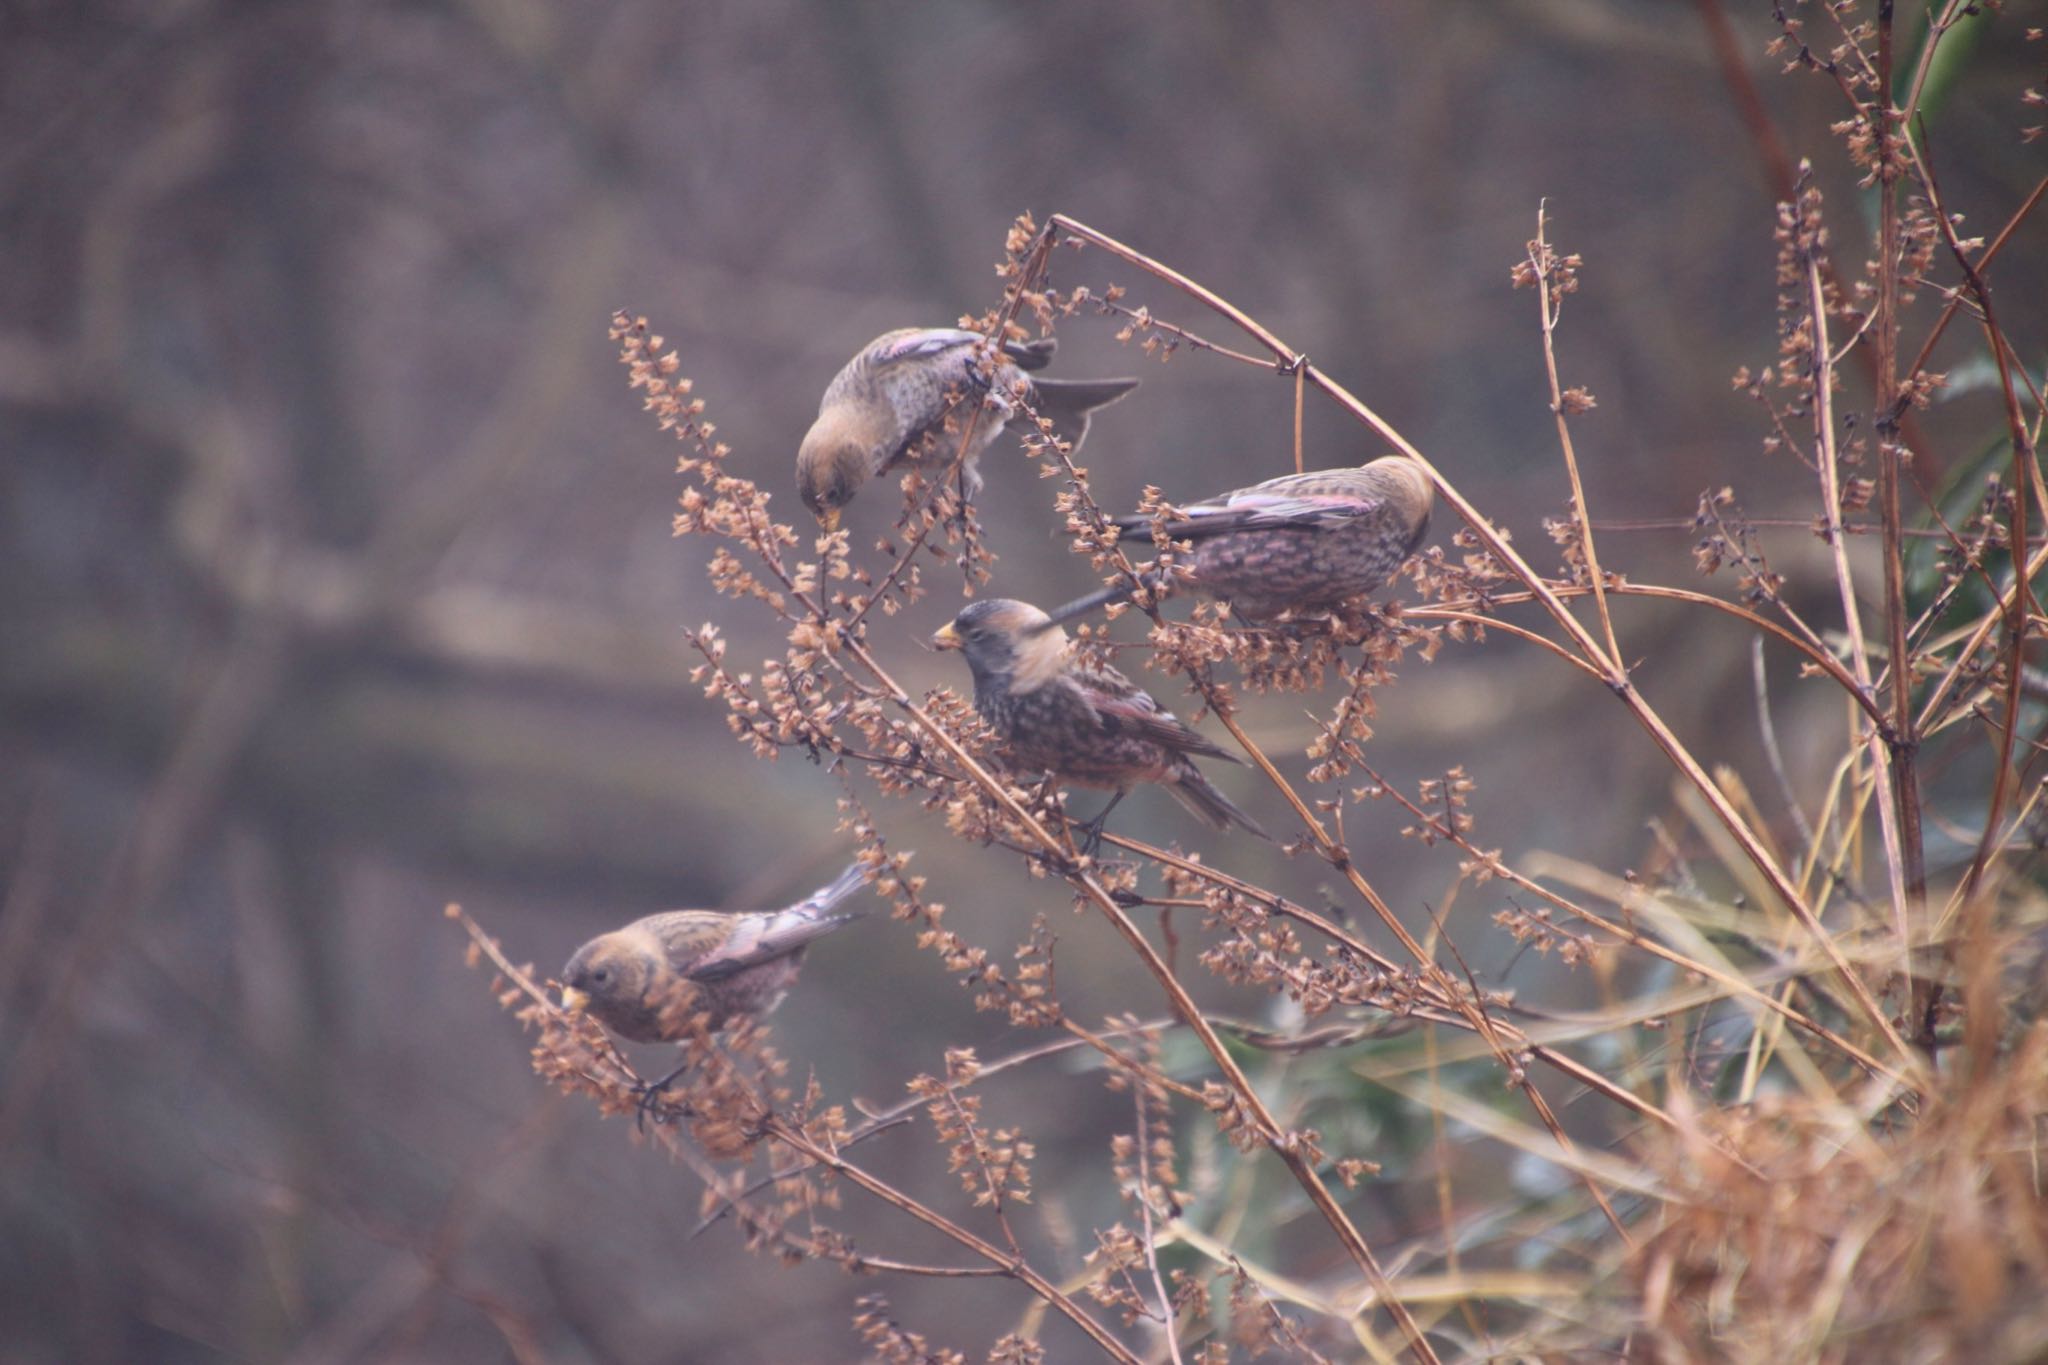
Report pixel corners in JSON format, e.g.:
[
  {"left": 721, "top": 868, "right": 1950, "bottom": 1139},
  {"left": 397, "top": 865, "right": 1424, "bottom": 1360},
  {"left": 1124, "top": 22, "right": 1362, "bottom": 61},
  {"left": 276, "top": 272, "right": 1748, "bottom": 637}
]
[
  {"left": 866, "top": 328, "right": 1048, "bottom": 372},
  {"left": 631, "top": 911, "right": 731, "bottom": 970},
  {"left": 865, "top": 328, "right": 984, "bottom": 372},
  {"left": 1124, "top": 490, "right": 1388, "bottom": 540},
  {"left": 1071, "top": 667, "right": 1238, "bottom": 762},
  {"left": 680, "top": 899, "right": 864, "bottom": 982}
]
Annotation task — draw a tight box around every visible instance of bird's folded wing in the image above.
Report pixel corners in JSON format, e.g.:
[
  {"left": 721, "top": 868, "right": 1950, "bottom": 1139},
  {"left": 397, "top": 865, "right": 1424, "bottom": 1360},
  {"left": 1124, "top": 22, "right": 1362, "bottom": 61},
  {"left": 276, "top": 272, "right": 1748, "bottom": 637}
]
[
  {"left": 1140, "top": 491, "right": 1387, "bottom": 538},
  {"left": 1075, "top": 672, "right": 1238, "bottom": 762},
  {"left": 868, "top": 328, "right": 982, "bottom": 369},
  {"left": 685, "top": 904, "right": 860, "bottom": 981}
]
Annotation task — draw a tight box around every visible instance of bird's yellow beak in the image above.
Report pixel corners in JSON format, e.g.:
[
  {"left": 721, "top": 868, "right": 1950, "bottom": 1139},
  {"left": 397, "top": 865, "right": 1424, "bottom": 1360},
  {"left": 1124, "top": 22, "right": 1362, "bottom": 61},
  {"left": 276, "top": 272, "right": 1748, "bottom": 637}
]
[
  {"left": 931, "top": 622, "right": 963, "bottom": 650},
  {"left": 559, "top": 986, "right": 590, "bottom": 1014},
  {"left": 817, "top": 508, "right": 841, "bottom": 534}
]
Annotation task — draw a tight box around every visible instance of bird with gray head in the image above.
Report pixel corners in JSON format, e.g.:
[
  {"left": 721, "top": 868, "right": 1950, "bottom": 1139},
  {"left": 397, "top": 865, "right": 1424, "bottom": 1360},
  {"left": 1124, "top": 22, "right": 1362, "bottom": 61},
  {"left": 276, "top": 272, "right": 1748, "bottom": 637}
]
[
  {"left": 932, "top": 597, "right": 1268, "bottom": 849},
  {"left": 1051, "top": 455, "right": 1435, "bottom": 624},
  {"left": 559, "top": 861, "right": 870, "bottom": 1042},
  {"left": 797, "top": 327, "right": 1139, "bottom": 531}
]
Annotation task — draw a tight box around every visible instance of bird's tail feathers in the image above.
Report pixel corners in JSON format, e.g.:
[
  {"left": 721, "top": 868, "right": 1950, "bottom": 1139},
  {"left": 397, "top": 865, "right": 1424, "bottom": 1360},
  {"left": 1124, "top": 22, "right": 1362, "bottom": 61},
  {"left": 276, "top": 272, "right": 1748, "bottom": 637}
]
[
  {"left": 802, "top": 860, "right": 874, "bottom": 919},
  {"left": 1026, "top": 377, "right": 1141, "bottom": 452},
  {"left": 1108, "top": 510, "right": 1152, "bottom": 542},
  {"left": 692, "top": 864, "right": 871, "bottom": 980},
  {"left": 1168, "top": 770, "right": 1271, "bottom": 840},
  {"left": 1002, "top": 336, "right": 1059, "bottom": 371}
]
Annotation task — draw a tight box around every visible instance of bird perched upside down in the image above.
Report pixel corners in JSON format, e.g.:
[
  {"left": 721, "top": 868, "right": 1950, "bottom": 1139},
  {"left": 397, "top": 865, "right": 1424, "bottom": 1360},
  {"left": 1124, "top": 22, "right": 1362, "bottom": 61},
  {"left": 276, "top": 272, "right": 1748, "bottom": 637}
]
[
  {"left": 1061, "top": 456, "right": 1435, "bottom": 623},
  {"left": 932, "top": 598, "right": 1267, "bottom": 846},
  {"left": 797, "top": 328, "right": 1139, "bottom": 531},
  {"left": 559, "top": 862, "right": 870, "bottom": 1042}
]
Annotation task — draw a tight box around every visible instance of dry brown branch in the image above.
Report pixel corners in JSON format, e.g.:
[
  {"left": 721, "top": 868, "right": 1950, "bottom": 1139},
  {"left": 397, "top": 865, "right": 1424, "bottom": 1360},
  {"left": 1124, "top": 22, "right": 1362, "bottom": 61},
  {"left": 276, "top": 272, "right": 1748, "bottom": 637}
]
[{"left": 1046, "top": 212, "right": 1918, "bottom": 1074}]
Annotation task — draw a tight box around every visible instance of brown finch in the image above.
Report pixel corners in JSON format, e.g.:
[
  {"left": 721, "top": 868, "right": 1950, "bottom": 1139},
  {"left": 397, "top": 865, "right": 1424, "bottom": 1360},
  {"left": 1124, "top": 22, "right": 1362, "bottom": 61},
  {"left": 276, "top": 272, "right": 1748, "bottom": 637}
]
[
  {"left": 932, "top": 598, "right": 1267, "bottom": 846},
  {"left": 797, "top": 327, "right": 1139, "bottom": 531},
  {"left": 1059, "top": 456, "right": 1435, "bottom": 622},
  {"left": 559, "top": 862, "right": 870, "bottom": 1041}
]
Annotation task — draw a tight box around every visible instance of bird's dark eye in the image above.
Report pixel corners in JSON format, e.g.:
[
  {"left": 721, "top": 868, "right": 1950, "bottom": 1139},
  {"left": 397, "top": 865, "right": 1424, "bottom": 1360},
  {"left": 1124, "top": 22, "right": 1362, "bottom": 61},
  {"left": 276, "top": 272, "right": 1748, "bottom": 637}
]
[{"left": 592, "top": 967, "right": 612, "bottom": 985}]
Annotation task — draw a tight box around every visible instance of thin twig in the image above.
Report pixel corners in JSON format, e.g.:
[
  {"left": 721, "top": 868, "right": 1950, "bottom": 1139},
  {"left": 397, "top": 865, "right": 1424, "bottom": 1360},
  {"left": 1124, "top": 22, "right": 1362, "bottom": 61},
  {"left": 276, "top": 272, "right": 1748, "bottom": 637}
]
[
  {"left": 1897, "top": 175, "right": 2048, "bottom": 405},
  {"left": 1754, "top": 636, "right": 1819, "bottom": 857},
  {"left": 1802, "top": 236, "right": 1915, "bottom": 983},
  {"left": 1084, "top": 290, "right": 1273, "bottom": 368},
  {"left": 941, "top": 1087, "right": 1025, "bottom": 1262},
  {"left": 1529, "top": 203, "right": 1621, "bottom": 671},
  {"left": 1589, "top": 515, "right": 1947, "bottom": 539},
  {"left": 694, "top": 1020, "right": 1180, "bottom": 1237},
  {"left": 1132, "top": 1080, "right": 1185, "bottom": 1365}
]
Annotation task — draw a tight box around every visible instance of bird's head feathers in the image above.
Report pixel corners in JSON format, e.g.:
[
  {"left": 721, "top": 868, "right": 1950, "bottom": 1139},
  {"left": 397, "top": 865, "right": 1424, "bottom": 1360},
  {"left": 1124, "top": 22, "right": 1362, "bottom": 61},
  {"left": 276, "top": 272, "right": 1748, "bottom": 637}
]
[
  {"left": 560, "top": 927, "right": 665, "bottom": 1017},
  {"left": 932, "top": 598, "right": 1069, "bottom": 693},
  {"left": 1361, "top": 455, "right": 1435, "bottom": 531},
  {"left": 797, "top": 403, "right": 890, "bottom": 531}
]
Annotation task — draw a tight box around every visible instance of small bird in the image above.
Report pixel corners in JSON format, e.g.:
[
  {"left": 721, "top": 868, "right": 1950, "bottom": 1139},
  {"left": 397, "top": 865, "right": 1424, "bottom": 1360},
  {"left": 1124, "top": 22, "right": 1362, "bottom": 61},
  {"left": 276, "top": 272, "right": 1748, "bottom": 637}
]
[
  {"left": 797, "top": 328, "right": 1139, "bottom": 531},
  {"left": 932, "top": 598, "right": 1267, "bottom": 846},
  {"left": 1059, "top": 456, "right": 1435, "bottom": 623},
  {"left": 559, "top": 862, "right": 870, "bottom": 1042}
]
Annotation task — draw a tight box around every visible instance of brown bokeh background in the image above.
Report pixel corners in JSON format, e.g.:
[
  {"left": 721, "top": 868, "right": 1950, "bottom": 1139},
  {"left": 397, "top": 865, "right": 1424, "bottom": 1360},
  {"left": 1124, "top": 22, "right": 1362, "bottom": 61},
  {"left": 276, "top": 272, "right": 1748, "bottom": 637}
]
[{"left": 4, "top": 3, "right": 2042, "bottom": 1360}]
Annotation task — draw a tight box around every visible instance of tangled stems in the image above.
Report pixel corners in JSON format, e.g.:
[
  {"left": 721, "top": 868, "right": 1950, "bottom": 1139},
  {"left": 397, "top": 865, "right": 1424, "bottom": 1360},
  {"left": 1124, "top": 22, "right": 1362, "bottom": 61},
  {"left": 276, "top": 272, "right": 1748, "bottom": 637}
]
[
  {"left": 487, "top": 44, "right": 2048, "bottom": 1346},
  {"left": 1045, "top": 212, "right": 1921, "bottom": 1076}
]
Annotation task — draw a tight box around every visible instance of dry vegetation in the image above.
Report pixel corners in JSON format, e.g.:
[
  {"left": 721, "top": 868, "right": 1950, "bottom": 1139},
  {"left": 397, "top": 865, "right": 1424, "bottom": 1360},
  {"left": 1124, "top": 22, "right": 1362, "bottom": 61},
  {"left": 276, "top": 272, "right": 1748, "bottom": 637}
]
[{"left": 451, "top": 4, "right": 2048, "bottom": 1360}]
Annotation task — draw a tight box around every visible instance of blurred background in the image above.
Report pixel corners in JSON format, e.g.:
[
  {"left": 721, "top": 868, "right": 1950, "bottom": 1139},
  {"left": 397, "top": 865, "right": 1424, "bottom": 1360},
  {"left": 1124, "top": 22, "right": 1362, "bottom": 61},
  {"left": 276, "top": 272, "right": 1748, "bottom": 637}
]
[{"left": 3, "top": 1, "right": 2042, "bottom": 1359}]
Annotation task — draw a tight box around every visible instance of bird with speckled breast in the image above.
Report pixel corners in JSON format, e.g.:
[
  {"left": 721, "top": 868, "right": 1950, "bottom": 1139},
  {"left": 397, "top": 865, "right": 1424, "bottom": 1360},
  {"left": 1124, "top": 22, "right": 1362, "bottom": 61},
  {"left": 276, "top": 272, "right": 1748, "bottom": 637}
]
[
  {"left": 932, "top": 598, "right": 1267, "bottom": 847},
  {"left": 1057, "top": 456, "right": 1435, "bottom": 623},
  {"left": 559, "top": 862, "right": 870, "bottom": 1042},
  {"left": 797, "top": 328, "right": 1139, "bottom": 531}
]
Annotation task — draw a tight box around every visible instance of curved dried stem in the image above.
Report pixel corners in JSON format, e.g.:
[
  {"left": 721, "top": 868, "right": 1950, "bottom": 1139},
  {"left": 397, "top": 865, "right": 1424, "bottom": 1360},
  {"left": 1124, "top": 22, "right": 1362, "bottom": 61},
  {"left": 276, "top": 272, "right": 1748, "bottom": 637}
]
[
  {"left": 1047, "top": 212, "right": 1920, "bottom": 1076},
  {"left": 1417, "top": 579, "right": 1889, "bottom": 728},
  {"left": 1401, "top": 608, "right": 1612, "bottom": 684}
]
